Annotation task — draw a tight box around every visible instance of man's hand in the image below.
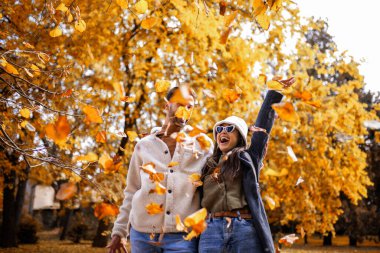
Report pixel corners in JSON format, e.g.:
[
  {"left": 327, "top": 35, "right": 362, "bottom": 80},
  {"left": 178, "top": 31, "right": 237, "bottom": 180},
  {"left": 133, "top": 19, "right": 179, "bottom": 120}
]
[{"left": 106, "top": 235, "right": 128, "bottom": 253}]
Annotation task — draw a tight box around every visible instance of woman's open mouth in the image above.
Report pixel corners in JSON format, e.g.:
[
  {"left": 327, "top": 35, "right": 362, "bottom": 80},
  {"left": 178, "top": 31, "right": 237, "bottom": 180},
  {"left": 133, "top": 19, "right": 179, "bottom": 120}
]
[{"left": 219, "top": 136, "right": 230, "bottom": 145}]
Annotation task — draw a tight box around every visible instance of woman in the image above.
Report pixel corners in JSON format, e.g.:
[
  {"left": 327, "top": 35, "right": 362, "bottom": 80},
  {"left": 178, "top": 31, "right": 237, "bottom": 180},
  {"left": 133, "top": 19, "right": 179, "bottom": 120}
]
[{"left": 199, "top": 78, "right": 294, "bottom": 253}]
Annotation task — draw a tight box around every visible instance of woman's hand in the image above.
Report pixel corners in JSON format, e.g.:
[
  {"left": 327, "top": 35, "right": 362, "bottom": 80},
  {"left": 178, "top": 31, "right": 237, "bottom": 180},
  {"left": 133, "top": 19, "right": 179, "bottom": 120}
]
[
  {"left": 276, "top": 77, "right": 295, "bottom": 89},
  {"left": 106, "top": 235, "right": 128, "bottom": 253}
]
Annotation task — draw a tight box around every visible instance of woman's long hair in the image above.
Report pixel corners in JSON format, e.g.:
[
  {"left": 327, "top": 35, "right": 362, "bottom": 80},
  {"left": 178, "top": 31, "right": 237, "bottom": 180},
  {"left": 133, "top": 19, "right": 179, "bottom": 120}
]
[{"left": 201, "top": 133, "right": 246, "bottom": 179}]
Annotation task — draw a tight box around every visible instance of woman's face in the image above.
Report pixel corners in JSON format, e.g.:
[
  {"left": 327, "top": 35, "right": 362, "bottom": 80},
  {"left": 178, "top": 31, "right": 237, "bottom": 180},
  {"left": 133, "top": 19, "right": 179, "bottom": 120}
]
[{"left": 216, "top": 123, "right": 240, "bottom": 154}]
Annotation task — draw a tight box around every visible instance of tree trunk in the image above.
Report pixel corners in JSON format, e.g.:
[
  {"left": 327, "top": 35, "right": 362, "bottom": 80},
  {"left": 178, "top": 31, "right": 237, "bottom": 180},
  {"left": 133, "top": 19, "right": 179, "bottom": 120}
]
[
  {"left": 304, "top": 234, "right": 308, "bottom": 245},
  {"left": 15, "top": 165, "right": 31, "bottom": 227},
  {"left": 323, "top": 232, "right": 332, "bottom": 246},
  {"left": 0, "top": 170, "right": 18, "bottom": 247},
  {"left": 92, "top": 219, "right": 110, "bottom": 248},
  {"left": 349, "top": 236, "right": 357, "bottom": 246},
  {"left": 60, "top": 208, "right": 73, "bottom": 240}
]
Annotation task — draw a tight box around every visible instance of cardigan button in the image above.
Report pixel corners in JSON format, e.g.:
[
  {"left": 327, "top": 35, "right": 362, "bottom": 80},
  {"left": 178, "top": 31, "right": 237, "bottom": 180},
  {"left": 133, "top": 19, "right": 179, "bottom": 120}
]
[
  {"left": 164, "top": 150, "right": 169, "bottom": 154},
  {"left": 166, "top": 211, "right": 171, "bottom": 215},
  {"left": 168, "top": 190, "right": 172, "bottom": 194},
  {"left": 169, "top": 169, "right": 174, "bottom": 173}
]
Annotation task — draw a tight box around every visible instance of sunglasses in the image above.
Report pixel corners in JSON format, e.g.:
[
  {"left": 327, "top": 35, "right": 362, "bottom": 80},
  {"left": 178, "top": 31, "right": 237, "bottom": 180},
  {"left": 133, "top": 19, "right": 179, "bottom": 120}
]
[{"left": 215, "top": 125, "right": 235, "bottom": 134}]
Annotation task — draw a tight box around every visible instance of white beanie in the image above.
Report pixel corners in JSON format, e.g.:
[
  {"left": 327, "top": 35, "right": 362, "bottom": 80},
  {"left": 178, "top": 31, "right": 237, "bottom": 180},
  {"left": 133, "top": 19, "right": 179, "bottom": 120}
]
[{"left": 213, "top": 116, "right": 248, "bottom": 146}]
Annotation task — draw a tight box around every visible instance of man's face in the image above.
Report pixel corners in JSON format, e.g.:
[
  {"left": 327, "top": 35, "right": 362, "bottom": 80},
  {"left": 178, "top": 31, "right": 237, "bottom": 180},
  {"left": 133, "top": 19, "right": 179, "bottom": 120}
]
[{"left": 166, "top": 95, "right": 195, "bottom": 128}]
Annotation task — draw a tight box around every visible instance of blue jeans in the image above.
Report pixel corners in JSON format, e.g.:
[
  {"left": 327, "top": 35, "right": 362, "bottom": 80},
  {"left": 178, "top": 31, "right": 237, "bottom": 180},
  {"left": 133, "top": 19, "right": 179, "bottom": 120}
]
[
  {"left": 130, "top": 227, "right": 198, "bottom": 253},
  {"left": 199, "top": 217, "right": 264, "bottom": 253}
]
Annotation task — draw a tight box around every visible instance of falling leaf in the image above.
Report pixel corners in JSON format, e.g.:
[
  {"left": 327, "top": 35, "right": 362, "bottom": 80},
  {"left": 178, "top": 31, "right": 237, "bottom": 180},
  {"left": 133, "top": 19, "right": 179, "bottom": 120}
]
[
  {"left": 183, "top": 208, "right": 208, "bottom": 240},
  {"left": 171, "top": 132, "right": 187, "bottom": 142},
  {"left": 83, "top": 105, "right": 103, "bottom": 123},
  {"left": 99, "top": 152, "right": 122, "bottom": 174},
  {"left": 127, "top": 131, "right": 138, "bottom": 141},
  {"left": 149, "top": 182, "right": 167, "bottom": 195},
  {"left": 256, "top": 12, "right": 270, "bottom": 30},
  {"left": 141, "top": 162, "right": 165, "bottom": 182},
  {"left": 224, "top": 11, "right": 237, "bottom": 27},
  {"left": 295, "top": 176, "right": 304, "bottom": 186},
  {"left": 202, "top": 89, "right": 216, "bottom": 99},
  {"left": 141, "top": 17, "right": 159, "bottom": 29},
  {"left": 267, "top": 80, "right": 283, "bottom": 90},
  {"left": 56, "top": 182, "right": 77, "bottom": 200},
  {"left": 168, "top": 161, "right": 179, "bottom": 167},
  {"left": 116, "top": 0, "right": 128, "bottom": 9},
  {"left": 30, "top": 64, "right": 40, "bottom": 76},
  {"left": 135, "top": 0, "right": 148, "bottom": 14},
  {"left": 304, "top": 100, "right": 322, "bottom": 108},
  {"left": 279, "top": 234, "right": 299, "bottom": 246},
  {"left": 19, "top": 108, "right": 31, "bottom": 118},
  {"left": 74, "top": 19, "right": 86, "bottom": 32},
  {"left": 66, "top": 10, "right": 73, "bottom": 22},
  {"left": 146, "top": 202, "right": 164, "bottom": 215},
  {"left": 294, "top": 90, "right": 312, "bottom": 101},
  {"left": 45, "top": 116, "right": 71, "bottom": 145},
  {"left": 253, "top": 0, "right": 267, "bottom": 18},
  {"left": 112, "top": 81, "right": 124, "bottom": 97},
  {"left": 96, "top": 131, "right": 107, "bottom": 143},
  {"left": 222, "top": 87, "right": 241, "bottom": 103},
  {"left": 169, "top": 86, "right": 192, "bottom": 105},
  {"left": 94, "top": 202, "right": 119, "bottom": 220},
  {"left": 176, "top": 215, "right": 187, "bottom": 232},
  {"left": 287, "top": 146, "right": 298, "bottom": 162},
  {"left": 264, "top": 195, "right": 276, "bottom": 210},
  {"left": 175, "top": 106, "right": 191, "bottom": 120},
  {"left": 258, "top": 74, "right": 267, "bottom": 85},
  {"left": 155, "top": 80, "right": 170, "bottom": 93},
  {"left": 49, "top": 26, "right": 63, "bottom": 37},
  {"left": 272, "top": 102, "right": 299, "bottom": 123},
  {"left": 196, "top": 135, "right": 211, "bottom": 150},
  {"left": 188, "top": 173, "right": 203, "bottom": 187}
]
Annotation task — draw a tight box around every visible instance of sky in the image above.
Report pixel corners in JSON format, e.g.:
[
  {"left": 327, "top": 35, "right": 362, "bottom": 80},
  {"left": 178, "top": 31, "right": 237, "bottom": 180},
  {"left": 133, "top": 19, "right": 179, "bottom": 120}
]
[{"left": 296, "top": 0, "right": 380, "bottom": 93}]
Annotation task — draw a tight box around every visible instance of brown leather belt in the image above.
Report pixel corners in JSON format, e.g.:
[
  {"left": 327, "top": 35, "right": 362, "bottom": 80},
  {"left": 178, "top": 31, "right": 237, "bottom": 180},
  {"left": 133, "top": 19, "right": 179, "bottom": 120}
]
[{"left": 211, "top": 209, "right": 252, "bottom": 219}]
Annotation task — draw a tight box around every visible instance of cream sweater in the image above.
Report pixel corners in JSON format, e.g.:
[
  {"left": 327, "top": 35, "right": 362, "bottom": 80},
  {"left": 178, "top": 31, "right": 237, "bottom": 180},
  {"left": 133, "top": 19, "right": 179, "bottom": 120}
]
[{"left": 111, "top": 131, "right": 214, "bottom": 238}]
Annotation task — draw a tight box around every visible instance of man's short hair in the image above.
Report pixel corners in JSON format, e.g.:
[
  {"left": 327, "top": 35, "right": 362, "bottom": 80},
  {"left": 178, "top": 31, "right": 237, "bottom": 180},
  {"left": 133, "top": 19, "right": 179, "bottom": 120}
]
[{"left": 166, "top": 86, "right": 197, "bottom": 102}]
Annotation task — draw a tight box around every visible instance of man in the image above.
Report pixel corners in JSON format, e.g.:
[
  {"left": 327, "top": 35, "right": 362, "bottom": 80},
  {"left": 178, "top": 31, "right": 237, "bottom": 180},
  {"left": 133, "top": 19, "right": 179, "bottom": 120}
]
[{"left": 107, "top": 86, "right": 214, "bottom": 253}]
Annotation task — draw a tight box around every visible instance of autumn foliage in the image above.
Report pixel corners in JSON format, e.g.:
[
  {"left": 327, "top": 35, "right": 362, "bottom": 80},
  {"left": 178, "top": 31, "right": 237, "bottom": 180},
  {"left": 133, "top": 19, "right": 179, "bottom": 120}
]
[{"left": 1, "top": 0, "right": 379, "bottom": 246}]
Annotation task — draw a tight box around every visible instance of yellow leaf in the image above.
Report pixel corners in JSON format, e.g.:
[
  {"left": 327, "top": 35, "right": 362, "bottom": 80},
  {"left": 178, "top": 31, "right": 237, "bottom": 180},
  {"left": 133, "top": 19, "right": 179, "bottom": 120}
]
[
  {"left": 149, "top": 182, "right": 166, "bottom": 195},
  {"left": 188, "top": 173, "right": 203, "bottom": 187},
  {"left": 83, "top": 105, "right": 103, "bottom": 123},
  {"left": 20, "top": 121, "right": 35, "bottom": 132},
  {"left": 294, "top": 90, "right": 312, "bottom": 101},
  {"left": 120, "top": 96, "right": 135, "bottom": 102},
  {"left": 49, "top": 26, "right": 63, "bottom": 37},
  {"left": 196, "top": 135, "right": 211, "bottom": 151},
  {"left": 45, "top": 116, "right": 71, "bottom": 145},
  {"left": 175, "top": 215, "right": 187, "bottom": 232},
  {"left": 264, "top": 195, "right": 276, "bottom": 210},
  {"left": 256, "top": 12, "right": 270, "bottom": 30},
  {"left": 188, "top": 125, "right": 206, "bottom": 137},
  {"left": 258, "top": 74, "right": 267, "bottom": 85},
  {"left": 155, "top": 80, "right": 171, "bottom": 93},
  {"left": 116, "top": 0, "right": 129, "bottom": 9},
  {"left": 141, "top": 163, "right": 165, "bottom": 182},
  {"left": 272, "top": 102, "right": 299, "bottom": 123},
  {"left": 66, "top": 11, "right": 73, "bottom": 22},
  {"left": 1, "top": 58, "right": 19, "bottom": 75},
  {"left": 304, "top": 100, "right": 322, "bottom": 108},
  {"left": 30, "top": 64, "right": 40, "bottom": 76},
  {"left": 183, "top": 208, "right": 208, "bottom": 240},
  {"left": 146, "top": 202, "right": 164, "bottom": 215},
  {"left": 74, "top": 152, "right": 98, "bottom": 162},
  {"left": 19, "top": 108, "right": 31, "bottom": 118},
  {"left": 99, "top": 153, "right": 122, "bottom": 174},
  {"left": 169, "top": 86, "right": 193, "bottom": 105},
  {"left": 135, "top": 0, "right": 148, "bottom": 14},
  {"left": 141, "top": 17, "right": 159, "bottom": 29},
  {"left": 263, "top": 168, "right": 288, "bottom": 177},
  {"left": 168, "top": 161, "right": 179, "bottom": 167},
  {"left": 74, "top": 19, "right": 86, "bottom": 32},
  {"left": 267, "top": 80, "right": 283, "bottom": 90},
  {"left": 127, "top": 131, "right": 138, "bottom": 141},
  {"left": 56, "top": 3, "right": 68, "bottom": 12},
  {"left": 253, "top": 0, "right": 267, "bottom": 17}
]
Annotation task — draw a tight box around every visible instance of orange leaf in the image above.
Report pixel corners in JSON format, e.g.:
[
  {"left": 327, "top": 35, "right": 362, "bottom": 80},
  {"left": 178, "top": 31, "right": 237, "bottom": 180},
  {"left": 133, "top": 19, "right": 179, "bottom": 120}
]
[
  {"left": 169, "top": 86, "right": 193, "bottom": 105},
  {"left": 141, "top": 163, "right": 165, "bottom": 182},
  {"left": 0, "top": 58, "right": 19, "bottom": 75},
  {"left": 120, "top": 96, "right": 135, "bottom": 102},
  {"left": 188, "top": 125, "right": 206, "bottom": 137},
  {"left": 45, "top": 116, "right": 71, "bottom": 145},
  {"left": 99, "top": 153, "right": 122, "bottom": 174},
  {"left": 146, "top": 202, "right": 164, "bottom": 215},
  {"left": 149, "top": 182, "right": 167, "bottom": 195},
  {"left": 94, "top": 203, "right": 119, "bottom": 220},
  {"left": 175, "top": 106, "right": 191, "bottom": 121},
  {"left": 183, "top": 208, "right": 208, "bottom": 240},
  {"left": 56, "top": 182, "right": 77, "bottom": 200},
  {"left": 188, "top": 173, "right": 203, "bottom": 187},
  {"left": 127, "top": 131, "right": 138, "bottom": 142},
  {"left": 256, "top": 12, "right": 270, "bottom": 30},
  {"left": 96, "top": 131, "right": 107, "bottom": 143},
  {"left": 272, "top": 102, "right": 299, "bottom": 123},
  {"left": 219, "top": 0, "right": 227, "bottom": 15},
  {"left": 224, "top": 11, "right": 238, "bottom": 27},
  {"left": 176, "top": 215, "right": 187, "bottom": 232},
  {"left": 83, "top": 105, "right": 103, "bottom": 124},
  {"left": 220, "top": 27, "right": 232, "bottom": 44},
  {"left": 155, "top": 80, "right": 170, "bottom": 93},
  {"left": 168, "top": 161, "right": 179, "bottom": 167},
  {"left": 196, "top": 135, "right": 211, "bottom": 151},
  {"left": 304, "top": 100, "right": 322, "bottom": 108},
  {"left": 294, "top": 90, "right": 312, "bottom": 101}
]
